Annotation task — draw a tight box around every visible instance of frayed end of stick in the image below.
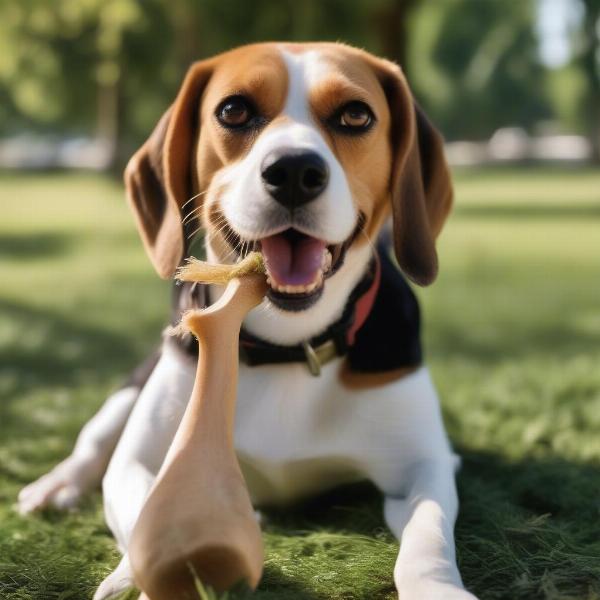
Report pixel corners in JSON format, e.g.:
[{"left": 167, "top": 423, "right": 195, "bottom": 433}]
[
  {"left": 166, "top": 321, "right": 189, "bottom": 338},
  {"left": 172, "top": 252, "right": 266, "bottom": 336},
  {"left": 167, "top": 309, "right": 201, "bottom": 338},
  {"left": 176, "top": 252, "right": 265, "bottom": 285}
]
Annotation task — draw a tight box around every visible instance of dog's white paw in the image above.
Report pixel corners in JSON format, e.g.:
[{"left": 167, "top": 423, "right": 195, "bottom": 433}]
[
  {"left": 93, "top": 554, "right": 134, "bottom": 600},
  {"left": 397, "top": 577, "right": 478, "bottom": 600},
  {"left": 18, "top": 455, "right": 102, "bottom": 514}
]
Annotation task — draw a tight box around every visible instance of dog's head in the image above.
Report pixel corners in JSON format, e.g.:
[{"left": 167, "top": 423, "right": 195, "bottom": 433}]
[{"left": 126, "top": 42, "right": 452, "bottom": 342}]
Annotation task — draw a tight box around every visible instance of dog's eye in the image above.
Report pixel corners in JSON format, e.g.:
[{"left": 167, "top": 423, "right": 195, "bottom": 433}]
[
  {"left": 338, "top": 102, "right": 373, "bottom": 130},
  {"left": 217, "top": 96, "right": 253, "bottom": 128}
]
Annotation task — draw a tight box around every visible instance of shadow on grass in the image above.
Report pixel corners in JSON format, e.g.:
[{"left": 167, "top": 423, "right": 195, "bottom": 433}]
[
  {"left": 258, "top": 567, "right": 331, "bottom": 600},
  {"left": 455, "top": 203, "right": 600, "bottom": 220},
  {"left": 251, "top": 449, "right": 600, "bottom": 600},
  {"left": 0, "top": 298, "right": 142, "bottom": 390},
  {"left": 0, "top": 297, "right": 153, "bottom": 447},
  {"left": 456, "top": 449, "right": 600, "bottom": 599},
  {"left": 261, "top": 482, "right": 386, "bottom": 537},
  {"left": 428, "top": 317, "right": 600, "bottom": 365},
  {"left": 0, "top": 232, "right": 76, "bottom": 260}
]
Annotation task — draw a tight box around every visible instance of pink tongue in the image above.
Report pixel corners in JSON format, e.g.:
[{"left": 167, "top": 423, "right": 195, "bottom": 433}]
[{"left": 261, "top": 233, "right": 326, "bottom": 286}]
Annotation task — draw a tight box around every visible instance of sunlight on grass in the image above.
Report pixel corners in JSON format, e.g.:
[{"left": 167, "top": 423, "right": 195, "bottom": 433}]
[{"left": 0, "top": 167, "right": 599, "bottom": 600}]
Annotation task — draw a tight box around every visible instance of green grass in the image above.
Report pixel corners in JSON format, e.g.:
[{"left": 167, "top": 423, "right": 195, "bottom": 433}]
[{"left": 0, "top": 167, "right": 599, "bottom": 600}]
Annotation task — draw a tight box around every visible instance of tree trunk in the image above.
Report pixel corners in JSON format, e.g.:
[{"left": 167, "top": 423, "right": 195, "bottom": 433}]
[
  {"left": 590, "top": 111, "right": 600, "bottom": 165},
  {"left": 171, "top": 0, "right": 203, "bottom": 70},
  {"left": 581, "top": 46, "right": 600, "bottom": 164},
  {"left": 96, "top": 79, "right": 119, "bottom": 171},
  {"left": 580, "top": 0, "right": 600, "bottom": 163},
  {"left": 372, "top": 0, "right": 418, "bottom": 73}
]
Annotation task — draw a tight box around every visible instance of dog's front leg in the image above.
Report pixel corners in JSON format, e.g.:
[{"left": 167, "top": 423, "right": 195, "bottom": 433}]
[
  {"left": 102, "top": 344, "right": 195, "bottom": 547},
  {"left": 384, "top": 458, "right": 477, "bottom": 600},
  {"left": 95, "top": 344, "right": 195, "bottom": 600},
  {"left": 18, "top": 385, "right": 140, "bottom": 514},
  {"left": 18, "top": 351, "right": 160, "bottom": 514}
]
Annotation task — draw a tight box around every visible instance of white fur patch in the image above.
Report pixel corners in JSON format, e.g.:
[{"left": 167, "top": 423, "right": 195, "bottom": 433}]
[
  {"left": 218, "top": 49, "right": 355, "bottom": 244},
  {"left": 280, "top": 49, "right": 329, "bottom": 122}
]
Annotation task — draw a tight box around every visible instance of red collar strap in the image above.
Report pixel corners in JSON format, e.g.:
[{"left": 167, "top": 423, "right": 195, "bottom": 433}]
[{"left": 346, "top": 255, "right": 381, "bottom": 346}]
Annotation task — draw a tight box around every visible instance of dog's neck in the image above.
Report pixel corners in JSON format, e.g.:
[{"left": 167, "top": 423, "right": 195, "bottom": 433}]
[{"left": 205, "top": 242, "right": 373, "bottom": 346}]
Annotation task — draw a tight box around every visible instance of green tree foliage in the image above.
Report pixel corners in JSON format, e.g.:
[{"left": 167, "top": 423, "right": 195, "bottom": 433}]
[
  {"left": 0, "top": 0, "right": 385, "bottom": 164},
  {"left": 406, "top": 0, "right": 553, "bottom": 140},
  {"left": 0, "top": 1, "right": 177, "bottom": 156},
  {"left": 0, "top": 0, "right": 597, "bottom": 163}
]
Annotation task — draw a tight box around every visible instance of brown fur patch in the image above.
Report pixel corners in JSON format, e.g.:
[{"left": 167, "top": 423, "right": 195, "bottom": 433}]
[
  {"left": 338, "top": 360, "right": 419, "bottom": 389},
  {"left": 195, "top": 45, "right": 289, "bottom": 187}
]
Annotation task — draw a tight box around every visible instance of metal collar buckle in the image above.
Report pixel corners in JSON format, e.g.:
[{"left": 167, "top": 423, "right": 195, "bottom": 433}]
[{"left": 301, "top": 339, "right": 337, "bottom": 376}]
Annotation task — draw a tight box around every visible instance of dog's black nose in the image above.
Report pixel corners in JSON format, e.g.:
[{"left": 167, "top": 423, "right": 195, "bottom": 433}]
[{"left": 261, "top": 150, "right": 329, "bottom": 209}]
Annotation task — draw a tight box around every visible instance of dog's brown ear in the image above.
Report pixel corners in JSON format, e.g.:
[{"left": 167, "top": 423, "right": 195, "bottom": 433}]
[
  {"left": 125, "top": 60, "right": 214, "bottom": 278},
  {"left": 378, "top": 63, "right": 453, "bottom": 286}
]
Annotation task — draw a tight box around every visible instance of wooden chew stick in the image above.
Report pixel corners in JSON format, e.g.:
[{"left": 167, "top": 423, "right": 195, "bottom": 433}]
[{"left": 129, "top": 253, "right": 267, "bottom": 600}]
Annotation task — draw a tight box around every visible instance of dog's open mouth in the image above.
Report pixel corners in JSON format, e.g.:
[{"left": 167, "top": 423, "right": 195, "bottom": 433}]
[
  {"left": 216, "top": 217, "right": 362, "bottom": 311},
  {"left": 259, "top": 229, "right": 335, "bottom": 311}
]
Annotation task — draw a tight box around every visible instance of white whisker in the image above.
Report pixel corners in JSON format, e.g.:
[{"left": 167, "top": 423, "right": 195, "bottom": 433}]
[
  {"left": 181, "top": 189, "right": 209, "bottom": 210},
  {"left": 186, "top": 224, "right": 204, "bottom": 241},
  {"left": 182, "top": 205, "right": 203, "bottom": 226}
]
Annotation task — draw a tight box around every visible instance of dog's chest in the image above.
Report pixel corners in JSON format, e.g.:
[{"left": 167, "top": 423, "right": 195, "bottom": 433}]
[{"left": 234, "top": 359, "right": 366, "bottom": 505}]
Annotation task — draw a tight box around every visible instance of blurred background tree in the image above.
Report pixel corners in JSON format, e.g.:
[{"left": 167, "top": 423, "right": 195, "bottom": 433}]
[
  {"left": 406, "top": 0, "right": 552, "bottom": 140},
  {"left": 576, "top": 0, "right": 600, "bottom": 161},
  {"left": 0, "top": 0, "right": 597, "bottom": 167}
]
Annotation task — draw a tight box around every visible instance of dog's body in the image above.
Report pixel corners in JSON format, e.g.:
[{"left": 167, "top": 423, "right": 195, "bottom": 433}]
[{"left": 19, "top": 43, "right": 477, "bottom": 599}]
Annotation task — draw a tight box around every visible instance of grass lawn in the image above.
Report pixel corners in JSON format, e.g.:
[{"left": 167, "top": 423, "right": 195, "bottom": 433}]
[{"left": 0, "top": 166, "right": 599, "bottom": 600}]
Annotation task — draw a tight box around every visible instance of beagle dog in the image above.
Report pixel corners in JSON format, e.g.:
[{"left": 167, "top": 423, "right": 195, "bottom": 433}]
[{"left": 19, "top": 42, "right": 477, "bottom": 600}]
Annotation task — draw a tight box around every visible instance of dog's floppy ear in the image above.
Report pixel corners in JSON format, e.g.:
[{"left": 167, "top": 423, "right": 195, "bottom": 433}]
[
  {"left": 378, "top": 63, "right": 453, "bottom": 286},
  {"left": 125, "top": 60, "right": 214, "bottom": 278}
]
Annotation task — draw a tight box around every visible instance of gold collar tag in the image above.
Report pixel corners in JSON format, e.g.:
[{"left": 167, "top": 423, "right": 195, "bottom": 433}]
[{"left": 301, "top": 340, "right": 337, "bottom": 377}]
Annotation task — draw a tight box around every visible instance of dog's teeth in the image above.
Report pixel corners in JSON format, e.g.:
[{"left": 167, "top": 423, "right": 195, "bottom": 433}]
[
  {"left": 268, "top": 268, "right": 324, "bottom": 295},
  {"left": 322, "top": 250, "right": 332, "bottom": 273}
]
